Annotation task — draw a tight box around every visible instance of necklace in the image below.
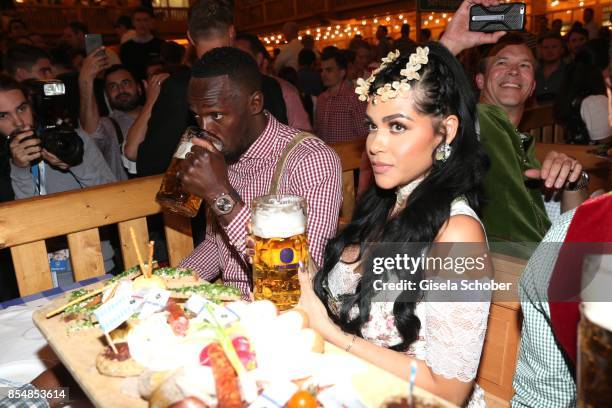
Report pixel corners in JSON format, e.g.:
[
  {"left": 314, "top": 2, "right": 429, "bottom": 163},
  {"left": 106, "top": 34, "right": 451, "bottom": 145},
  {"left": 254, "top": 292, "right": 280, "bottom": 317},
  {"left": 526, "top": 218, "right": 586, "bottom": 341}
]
[{"left": 395, "top": 176, "right": 425, "bottom": 205}]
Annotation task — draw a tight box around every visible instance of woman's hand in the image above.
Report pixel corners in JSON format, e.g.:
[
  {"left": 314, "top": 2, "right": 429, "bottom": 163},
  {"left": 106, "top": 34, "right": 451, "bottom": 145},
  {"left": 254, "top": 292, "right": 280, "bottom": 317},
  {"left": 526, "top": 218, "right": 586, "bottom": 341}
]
[{"left": 297, "top": 259, "right": 338, "bottom": 339}]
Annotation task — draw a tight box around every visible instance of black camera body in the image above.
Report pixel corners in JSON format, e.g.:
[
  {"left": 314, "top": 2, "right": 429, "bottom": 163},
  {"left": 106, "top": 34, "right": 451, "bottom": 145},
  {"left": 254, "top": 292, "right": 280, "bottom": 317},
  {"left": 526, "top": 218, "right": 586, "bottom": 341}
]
[{"left": 22, "top": 79, "right": 84, "bottom": 167}]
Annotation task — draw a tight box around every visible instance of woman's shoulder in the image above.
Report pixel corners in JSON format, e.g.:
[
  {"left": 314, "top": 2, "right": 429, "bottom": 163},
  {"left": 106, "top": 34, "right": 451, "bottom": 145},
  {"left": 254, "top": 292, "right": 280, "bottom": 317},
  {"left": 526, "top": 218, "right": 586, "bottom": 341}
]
[{"left": 436, "top": 198, "right": 485, "bottom": 243}]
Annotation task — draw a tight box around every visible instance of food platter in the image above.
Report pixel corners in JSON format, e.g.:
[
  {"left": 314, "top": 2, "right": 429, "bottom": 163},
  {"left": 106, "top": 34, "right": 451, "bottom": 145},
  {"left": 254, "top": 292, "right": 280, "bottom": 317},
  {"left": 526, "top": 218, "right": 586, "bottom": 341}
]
[{"left": 32, "top": 276, "right": 456, "bottom": 408}]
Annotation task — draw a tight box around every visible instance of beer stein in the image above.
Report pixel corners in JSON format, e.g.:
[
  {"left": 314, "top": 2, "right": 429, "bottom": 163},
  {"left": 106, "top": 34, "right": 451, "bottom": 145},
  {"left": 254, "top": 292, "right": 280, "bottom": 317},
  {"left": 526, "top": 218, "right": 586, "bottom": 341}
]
[
  {"left": 156, "top": 126, "right": 222, "bottom": 217},
  {"left": 251, "top": 195, "right": 308, "bottom": 310}
]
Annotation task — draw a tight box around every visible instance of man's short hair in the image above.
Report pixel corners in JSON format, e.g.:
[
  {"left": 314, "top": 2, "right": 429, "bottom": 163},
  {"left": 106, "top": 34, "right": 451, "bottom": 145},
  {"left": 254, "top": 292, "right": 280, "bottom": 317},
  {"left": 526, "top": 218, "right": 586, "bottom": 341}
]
[
  {"left": 477, "top": 33, "right": 534, "bottom": 74},
  {"left": 114, "top": 15, "right": 133, "bottom": 29},
  {"left": 68, "top": 21, "right": 89, "bottom": 35},
  {"left": 568, "top": 26, "right": 589, "bottom": 40},
  {"left": 4, "top": 44, "right": 50, "bottom": 77},
  {"left": 537, "top": 32, "right": 563, "bottom": 45},
  {"left": 321, "top": 47, "right": 348, "bottom": 71},
  {"left": 0, "top": 74, "right": 26, "bottom": 95},
  {"left": 349, "top": 38, "right": 370, "bottom": 52},
  {"left": 235, "top": 32, "right": 269, "bottom": 59},
  {"left": 191, "top": 47, "right": 261, "bottom": 94},
  {"left": 133, "top": 6, "right": 154, "bottom": 18},
  {"left": 298, "top": 48, "right": 316, "bottom": 67},
  {"left": 188, "top": 0, "right": 234, "bottom": 40},
  {"left": 103, "top": 64, "right": 136, "bottom": 83}
]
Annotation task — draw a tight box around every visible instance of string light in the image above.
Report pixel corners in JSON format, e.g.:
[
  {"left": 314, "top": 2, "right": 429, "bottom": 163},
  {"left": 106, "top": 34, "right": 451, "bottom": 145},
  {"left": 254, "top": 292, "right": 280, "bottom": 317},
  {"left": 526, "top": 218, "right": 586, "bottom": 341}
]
[{"left": 259, "top": 9, "right": 463, "bottom": 45}]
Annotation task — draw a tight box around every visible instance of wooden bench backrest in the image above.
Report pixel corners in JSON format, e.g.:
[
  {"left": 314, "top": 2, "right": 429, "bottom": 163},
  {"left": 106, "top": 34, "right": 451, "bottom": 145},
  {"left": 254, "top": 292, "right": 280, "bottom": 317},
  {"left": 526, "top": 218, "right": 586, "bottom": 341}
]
[
  {"left": 477, "top": 253, "right": 526, "bottom": 404},
  {"left": 519, "top": 105, "right": 565, "bottom": 144},
  {"left": 0, "top": 175, "right": 194, "bottom": 296},
  {"left": 330, "top": 139, "right": 366, "bottom": 222}
]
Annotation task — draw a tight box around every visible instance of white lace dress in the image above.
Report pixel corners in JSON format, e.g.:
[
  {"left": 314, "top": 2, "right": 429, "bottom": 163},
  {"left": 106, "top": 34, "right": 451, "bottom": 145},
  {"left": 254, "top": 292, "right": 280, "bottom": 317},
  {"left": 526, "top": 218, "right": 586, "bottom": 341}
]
[{"left": 326, "top": 196, "right": 490, "bottom": 408}]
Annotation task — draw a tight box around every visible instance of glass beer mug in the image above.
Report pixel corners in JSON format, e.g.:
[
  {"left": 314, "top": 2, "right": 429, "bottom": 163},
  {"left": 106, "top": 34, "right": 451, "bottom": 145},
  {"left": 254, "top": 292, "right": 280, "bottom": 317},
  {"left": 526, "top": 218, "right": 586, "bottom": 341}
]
[
  {"left": 156, "top": 126, "right": 223, "bottom": 217},
  {"left": 251, "top": 195, "right": 308, "bottom": 311}
]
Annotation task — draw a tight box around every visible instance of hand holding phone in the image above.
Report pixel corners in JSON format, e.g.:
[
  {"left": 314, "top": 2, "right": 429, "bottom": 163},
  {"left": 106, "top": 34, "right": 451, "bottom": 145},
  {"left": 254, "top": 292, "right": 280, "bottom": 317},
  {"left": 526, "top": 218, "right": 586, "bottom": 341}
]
[
  {"left": 469, "top": 2, "right": 526, "bottom": 32},
  {"left": 439, "top": 0, "right": 507, "bottom": 56},
  {"left": 85, "top": 34, "right": 104, "bottom": 56}
]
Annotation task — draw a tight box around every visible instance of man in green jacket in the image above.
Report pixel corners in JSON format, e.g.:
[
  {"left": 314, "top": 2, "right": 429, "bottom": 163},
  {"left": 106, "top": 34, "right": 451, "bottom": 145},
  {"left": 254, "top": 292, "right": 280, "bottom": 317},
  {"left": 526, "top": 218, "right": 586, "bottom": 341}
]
[{"left": 440, "top": 1, "right": 589, "bottom": 247}]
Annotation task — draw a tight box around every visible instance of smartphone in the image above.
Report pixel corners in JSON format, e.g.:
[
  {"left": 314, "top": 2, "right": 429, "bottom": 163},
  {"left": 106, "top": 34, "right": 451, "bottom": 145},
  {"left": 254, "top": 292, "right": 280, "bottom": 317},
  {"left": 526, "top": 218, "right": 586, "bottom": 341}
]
[
  {"left": 469, "top": 2, "right": 526, "bottom": 32},
  {"left": 84, "top": 34, "right": 104, "bottom": 55}
]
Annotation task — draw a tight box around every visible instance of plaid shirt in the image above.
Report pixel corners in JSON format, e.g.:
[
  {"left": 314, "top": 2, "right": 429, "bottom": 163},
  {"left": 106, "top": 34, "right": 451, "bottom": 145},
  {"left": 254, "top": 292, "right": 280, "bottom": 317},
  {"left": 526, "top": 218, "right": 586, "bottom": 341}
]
[
  {"left": 511, "top": 209, "right": 577, "bottom": 408},
  {"left": 179, "top": 114, "right": 343, "bottom": 297},
  {"left": 314, "top": 81, "right": 369, "bottom": 143}
]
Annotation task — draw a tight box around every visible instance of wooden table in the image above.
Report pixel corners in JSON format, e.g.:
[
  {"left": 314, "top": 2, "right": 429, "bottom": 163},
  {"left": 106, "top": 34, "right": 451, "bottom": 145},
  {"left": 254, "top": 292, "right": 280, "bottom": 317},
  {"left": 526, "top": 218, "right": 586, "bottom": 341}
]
[{"left": 32, "top": 282, "right": 456, "bottom": 408}]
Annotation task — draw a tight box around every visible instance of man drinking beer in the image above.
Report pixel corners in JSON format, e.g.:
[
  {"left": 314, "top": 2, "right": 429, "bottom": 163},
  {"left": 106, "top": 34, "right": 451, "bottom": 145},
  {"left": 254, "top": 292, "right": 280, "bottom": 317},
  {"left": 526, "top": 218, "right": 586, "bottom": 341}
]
[{"left": 177, "top": 47, "right": 342, "bottom": 298}]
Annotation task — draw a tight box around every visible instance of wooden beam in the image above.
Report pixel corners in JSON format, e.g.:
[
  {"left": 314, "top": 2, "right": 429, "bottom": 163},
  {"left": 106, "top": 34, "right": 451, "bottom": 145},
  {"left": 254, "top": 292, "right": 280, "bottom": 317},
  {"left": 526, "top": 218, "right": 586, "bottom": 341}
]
[
  {"left": 67, "top": 228, "right": 105, "bottom": 282},
  {"left": 11, "top": 241, "right": 53, "bottom": 296},
  {"left": 117, "top": 218, "right": 150, "bottom": 270},
  {"left": 0, "top": 176, "right": 163, "bottom": 249},
  {"left": 163, "top": 212, "right": 194, "bottom": 267}
]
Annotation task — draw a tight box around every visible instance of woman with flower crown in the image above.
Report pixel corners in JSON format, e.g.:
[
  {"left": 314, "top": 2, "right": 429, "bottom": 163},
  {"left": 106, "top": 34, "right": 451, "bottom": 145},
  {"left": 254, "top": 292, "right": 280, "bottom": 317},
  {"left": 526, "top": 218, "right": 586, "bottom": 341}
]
[{"left": 297, "top": 41, "right": 491, "bottom": 407}]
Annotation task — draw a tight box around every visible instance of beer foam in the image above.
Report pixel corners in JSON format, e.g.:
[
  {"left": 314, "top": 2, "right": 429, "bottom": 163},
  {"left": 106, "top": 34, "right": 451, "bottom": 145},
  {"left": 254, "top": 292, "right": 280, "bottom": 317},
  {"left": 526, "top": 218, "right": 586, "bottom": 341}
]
[
  {"left": 252, "top": 208, "right": 306, "bottom": 239},
  {"left": 583, "top": 302, "right": 612, "bottom": 332}
]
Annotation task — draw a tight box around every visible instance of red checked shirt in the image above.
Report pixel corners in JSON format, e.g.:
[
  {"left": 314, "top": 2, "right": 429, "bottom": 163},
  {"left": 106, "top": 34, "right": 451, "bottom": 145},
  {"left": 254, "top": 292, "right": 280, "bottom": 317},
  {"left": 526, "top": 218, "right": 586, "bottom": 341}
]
[
  {"left": 314, "top": 80, "right": 369, "bottom": 143},
  {"left": 179, "top": 113, "right": 343, "bottom": 297}
]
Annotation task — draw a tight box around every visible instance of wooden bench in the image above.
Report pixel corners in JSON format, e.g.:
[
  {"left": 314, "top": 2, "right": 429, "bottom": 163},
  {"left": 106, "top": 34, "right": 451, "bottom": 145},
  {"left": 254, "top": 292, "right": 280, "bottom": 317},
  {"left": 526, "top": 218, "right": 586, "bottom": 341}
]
[
  {"left": 519, "top": 105, "right": 565, "bottom": 144},
  {"left": 330, "top": 139, "right": 366, "bottom": 222}
]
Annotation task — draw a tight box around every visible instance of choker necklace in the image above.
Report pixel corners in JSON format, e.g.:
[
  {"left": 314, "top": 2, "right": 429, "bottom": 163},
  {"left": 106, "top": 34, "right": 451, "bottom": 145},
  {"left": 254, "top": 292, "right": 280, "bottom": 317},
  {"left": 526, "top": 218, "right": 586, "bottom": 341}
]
[{"left": 395, "top": 177, "right": 424, "bottom": 205}]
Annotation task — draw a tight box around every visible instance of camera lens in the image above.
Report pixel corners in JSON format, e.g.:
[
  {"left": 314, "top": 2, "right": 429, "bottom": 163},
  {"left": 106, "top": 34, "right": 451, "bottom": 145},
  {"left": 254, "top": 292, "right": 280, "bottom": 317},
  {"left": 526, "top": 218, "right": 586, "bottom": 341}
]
[{"left": 42, "top": 128, "right": 84, "bottom": 167}]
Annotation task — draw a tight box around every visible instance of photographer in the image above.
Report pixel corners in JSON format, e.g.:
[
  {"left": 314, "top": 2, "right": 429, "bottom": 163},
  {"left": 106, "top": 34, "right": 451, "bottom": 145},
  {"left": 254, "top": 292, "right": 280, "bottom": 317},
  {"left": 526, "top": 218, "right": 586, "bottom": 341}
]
[{"left": 0, "top": 75, "right": 115, "bottom": 198}]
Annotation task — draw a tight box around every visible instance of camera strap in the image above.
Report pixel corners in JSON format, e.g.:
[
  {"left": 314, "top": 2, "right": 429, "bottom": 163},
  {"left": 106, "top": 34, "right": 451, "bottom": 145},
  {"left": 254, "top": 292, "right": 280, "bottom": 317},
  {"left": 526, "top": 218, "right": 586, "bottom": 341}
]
[{"left": 31, "top": 161, "right": 47, "bottom": 196}]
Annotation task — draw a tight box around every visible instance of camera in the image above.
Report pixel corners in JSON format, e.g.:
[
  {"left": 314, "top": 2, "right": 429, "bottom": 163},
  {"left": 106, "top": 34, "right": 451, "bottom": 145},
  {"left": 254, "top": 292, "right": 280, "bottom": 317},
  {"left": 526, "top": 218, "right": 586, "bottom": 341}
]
[{"left": 21, "top": 79, "right": 84, "bottom": 167}]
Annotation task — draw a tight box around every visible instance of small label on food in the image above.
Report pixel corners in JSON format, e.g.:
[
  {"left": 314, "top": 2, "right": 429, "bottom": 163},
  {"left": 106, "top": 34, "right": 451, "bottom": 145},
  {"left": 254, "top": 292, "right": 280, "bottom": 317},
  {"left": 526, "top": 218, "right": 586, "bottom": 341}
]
[
  {"left": 186, "top": 294, "right": 239, "bottom": 326},
  {"left": 94, "top": 290, "right": 142, "bottom": 333}
]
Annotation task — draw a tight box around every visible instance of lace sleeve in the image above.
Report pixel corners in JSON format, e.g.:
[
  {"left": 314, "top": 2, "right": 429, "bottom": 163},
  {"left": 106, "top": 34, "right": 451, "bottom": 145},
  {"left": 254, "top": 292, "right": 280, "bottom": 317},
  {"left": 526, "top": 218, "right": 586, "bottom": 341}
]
[{"left": 422, "top": 301, "right": 490, "bottom": 382}]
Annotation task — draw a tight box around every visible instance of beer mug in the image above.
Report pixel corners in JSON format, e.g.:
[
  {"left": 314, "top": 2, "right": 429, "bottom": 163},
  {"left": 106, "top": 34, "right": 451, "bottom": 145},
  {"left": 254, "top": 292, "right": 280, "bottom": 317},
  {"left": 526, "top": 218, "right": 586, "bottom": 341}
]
[
  {"left": 156, "top": 126, "right": 223, "bottom": 217},
  {"left": 251, "top": 195, "right": 308, "bottom": 310}
]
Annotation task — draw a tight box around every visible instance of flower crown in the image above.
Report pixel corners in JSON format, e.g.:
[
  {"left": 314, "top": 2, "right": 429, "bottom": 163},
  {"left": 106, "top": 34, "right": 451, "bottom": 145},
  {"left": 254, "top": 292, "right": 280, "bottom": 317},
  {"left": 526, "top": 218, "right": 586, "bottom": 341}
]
[{"left": 355, "top": 46, "right": 429, "bottom": 104}]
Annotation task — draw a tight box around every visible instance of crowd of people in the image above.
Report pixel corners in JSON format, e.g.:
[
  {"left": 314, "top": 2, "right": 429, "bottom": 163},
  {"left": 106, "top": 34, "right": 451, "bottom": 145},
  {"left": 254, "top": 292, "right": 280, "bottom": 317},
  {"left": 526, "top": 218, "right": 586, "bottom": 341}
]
[{"left": 0, "top": 0, "right": 611, "bottom": 406}]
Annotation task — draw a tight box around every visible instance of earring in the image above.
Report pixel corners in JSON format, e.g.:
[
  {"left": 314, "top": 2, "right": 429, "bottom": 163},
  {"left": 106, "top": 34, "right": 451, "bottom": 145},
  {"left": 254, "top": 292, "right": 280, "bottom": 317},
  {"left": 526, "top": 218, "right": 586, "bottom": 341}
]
[{"left": 435, "top": 143, "right": 452, "bottom": 162}]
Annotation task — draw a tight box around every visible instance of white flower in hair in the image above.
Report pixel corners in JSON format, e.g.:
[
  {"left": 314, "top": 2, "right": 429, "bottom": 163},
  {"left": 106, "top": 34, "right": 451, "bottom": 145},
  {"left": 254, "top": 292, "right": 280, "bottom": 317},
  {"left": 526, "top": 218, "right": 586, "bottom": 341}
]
[
  {"left": 355, "top": 77, "right": 372, "bottom": 101},
  {"left": 356, "top": 46, "right": 429, "bottom": 104},
  {"left": 381, "top": 50, "right": 400, "bottom": 64}
]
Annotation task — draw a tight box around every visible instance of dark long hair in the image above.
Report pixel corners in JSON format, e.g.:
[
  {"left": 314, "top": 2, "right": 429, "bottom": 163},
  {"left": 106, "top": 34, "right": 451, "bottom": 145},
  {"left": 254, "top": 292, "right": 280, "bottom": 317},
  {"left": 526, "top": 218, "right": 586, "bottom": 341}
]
[{"left": 313, "top": 42, "right": 489, "bottom": 351}]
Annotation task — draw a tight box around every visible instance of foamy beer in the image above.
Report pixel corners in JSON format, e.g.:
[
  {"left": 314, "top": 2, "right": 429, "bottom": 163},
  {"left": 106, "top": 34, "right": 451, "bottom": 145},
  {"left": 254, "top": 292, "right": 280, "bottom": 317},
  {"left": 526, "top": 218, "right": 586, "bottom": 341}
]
[
  {"left": 251, "top": 195, "right": 308, "bottom": 310},
  {"left": 578, "top": 302, "right": 612, "bottom": 408}
]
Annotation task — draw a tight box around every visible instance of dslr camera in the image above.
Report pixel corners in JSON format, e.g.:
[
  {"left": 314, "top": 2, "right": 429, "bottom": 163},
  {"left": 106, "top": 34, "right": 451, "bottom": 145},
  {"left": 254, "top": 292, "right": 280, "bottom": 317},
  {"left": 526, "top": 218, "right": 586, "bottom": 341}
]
[{"left": 21, "top": 79, "right": 84, "bottom": 167}]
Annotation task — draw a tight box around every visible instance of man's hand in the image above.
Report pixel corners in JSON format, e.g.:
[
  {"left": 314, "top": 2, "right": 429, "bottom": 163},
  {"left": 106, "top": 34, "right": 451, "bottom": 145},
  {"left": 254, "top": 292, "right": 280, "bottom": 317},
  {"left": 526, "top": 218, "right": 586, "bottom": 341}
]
[
  {"left": 177, "top": 137, "right": 233, "bottom": 205},
  {"left": 439, "top": 0, "right": 507, "bottom": 56},
  {"left": 42, "top": 149, "right": 70, "bottom": 170},
  {"left": 143, "top": 73, "right": 170, "bottom": 107},
  {"left": 78, "top": 47, "right": 110, "bottom": 84},
  {"left": 9, "top": 130, "right": 41, "bottom": 168},
  {"left": 524, "top": 150, "right": 582, "bottom": 190}
]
